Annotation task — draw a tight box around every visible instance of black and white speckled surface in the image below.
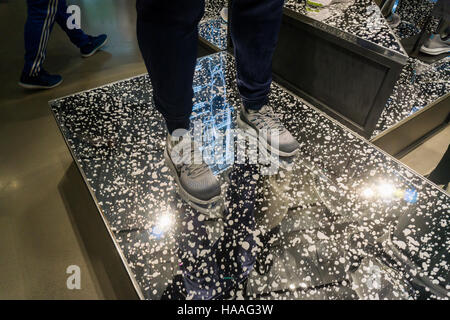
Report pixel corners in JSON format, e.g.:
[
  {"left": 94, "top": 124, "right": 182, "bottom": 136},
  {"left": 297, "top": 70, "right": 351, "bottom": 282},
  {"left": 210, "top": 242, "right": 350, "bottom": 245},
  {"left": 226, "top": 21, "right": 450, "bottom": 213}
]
[
  {"left": 50, "top": 52, "right": 449, "bottom": 300},
  {"left": 393, "top": 0, "right": 441, "bottom": 40},
  {"left": 284, "top": 0, "right": 407, "bottom": 55},
  {"left": 198, "top": 0, "right": 411, "bottom": 54},
  {"left": 373, "top": 56, "right": 450, "bottom": 136},
  {"left": 279, "top": 0, "right": 449, "bottom": 139},
  {"left": 199, "top": 0, "right": 228, "bottom": 50}
]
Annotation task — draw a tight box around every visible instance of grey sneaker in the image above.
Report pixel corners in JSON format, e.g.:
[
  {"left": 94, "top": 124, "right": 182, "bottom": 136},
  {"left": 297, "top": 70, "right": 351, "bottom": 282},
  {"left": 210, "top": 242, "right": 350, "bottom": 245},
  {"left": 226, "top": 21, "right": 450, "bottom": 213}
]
[
  {"left": 420, "top": 34, "right": 450, "bottom": 56},
  {"left": 237, "top": 105, "right": 300, "bottom": 157},
  {"left": 220, "top": 7, "right": 228, "bottom": 23},
  {"left": 164, "top": 131, "right": 221, "bottom": 205}
]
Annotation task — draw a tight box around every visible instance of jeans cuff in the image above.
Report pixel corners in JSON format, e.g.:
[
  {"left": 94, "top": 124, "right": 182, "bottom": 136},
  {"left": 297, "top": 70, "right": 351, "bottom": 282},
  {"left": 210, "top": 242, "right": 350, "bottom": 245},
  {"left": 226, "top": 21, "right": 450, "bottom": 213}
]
[
  {"left": 153, "top": 93, "right": 192, "bottom": 134},
  {"left": 241, "top": 96, "right": 269, "bottom": 111},
  {"left": 166, "top": 119, "right": 190, "bottom": 135}
]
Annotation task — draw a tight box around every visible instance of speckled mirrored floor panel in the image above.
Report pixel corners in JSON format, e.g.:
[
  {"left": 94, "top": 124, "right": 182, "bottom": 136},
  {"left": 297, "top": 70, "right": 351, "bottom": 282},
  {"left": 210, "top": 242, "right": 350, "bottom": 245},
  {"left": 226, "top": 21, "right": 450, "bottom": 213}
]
[
  {"left": 373, "top": 0, "right": 449, "bottom": 137},
  {"left": 282, "top": 0, "right": 448, "bottom": 138},
  {"left": 373, "top": 56, "right": 450, "bottom": 137},
  {"left": 284, "top": 0, "right": 408, "bottom": 56},
  {"left": 393, "top": 0, "right": 441, "bottom": 40},
  {"left": 199, "top": 0, "right": 409, "bottom": 55},
  {"left": 50, "top": 52, "right": 449, "bottom": 300},
  {"left": 199, "top": 0, "right": 228, "bottom": 50}
]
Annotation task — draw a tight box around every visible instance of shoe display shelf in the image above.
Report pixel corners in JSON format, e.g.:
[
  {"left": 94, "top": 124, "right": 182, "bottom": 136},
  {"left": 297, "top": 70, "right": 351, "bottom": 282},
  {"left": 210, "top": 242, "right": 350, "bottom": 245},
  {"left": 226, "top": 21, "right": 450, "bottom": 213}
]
[{"left": 50, "top": 52, "right": 449, "bottom": 300}]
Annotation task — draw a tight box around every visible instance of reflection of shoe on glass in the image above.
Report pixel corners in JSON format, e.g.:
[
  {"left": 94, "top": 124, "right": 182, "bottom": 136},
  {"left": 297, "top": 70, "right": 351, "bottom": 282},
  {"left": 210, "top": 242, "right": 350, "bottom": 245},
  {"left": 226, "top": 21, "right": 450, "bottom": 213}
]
[
  {"left": 19, "top": 70, "right": 63, "bottom": 89},
  {"left": 220, "top": 7, "right": 228, "bottom": 23},
  {"left": 164, "top": 130, "right": 221, "bottom": 205},
  {"left": 420, "top": 34, "right": 450, "bottom": 56},
  {"left": 80, "top": 34, "right": 108, "bottom": 58},
  {"left": 386, "top": 13, "right": 401, "bottom": 28},
  {"left": 237, "top": 105, "right": 300, "bottom": 157}
]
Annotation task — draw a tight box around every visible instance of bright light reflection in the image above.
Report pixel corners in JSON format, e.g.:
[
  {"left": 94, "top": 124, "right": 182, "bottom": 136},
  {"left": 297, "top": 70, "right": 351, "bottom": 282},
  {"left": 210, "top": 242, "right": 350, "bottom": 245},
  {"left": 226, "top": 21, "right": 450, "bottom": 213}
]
[
  {"left": 377, "top": 182, "right": 395, "bottom": 198},
  {"left": 157, "top": 213, "right": 173, "bottom": 231},
  {"left": 151, "top": 211, "right": 174, "bottom": 238}
]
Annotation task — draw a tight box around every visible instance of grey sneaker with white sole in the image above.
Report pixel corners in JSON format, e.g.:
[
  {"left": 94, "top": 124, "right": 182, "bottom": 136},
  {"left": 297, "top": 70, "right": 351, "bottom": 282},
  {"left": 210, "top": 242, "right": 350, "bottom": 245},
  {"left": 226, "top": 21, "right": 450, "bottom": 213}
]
[
  {"left": 164, "top": 131, "right": 221, "bottom": 205},
  {"left": 420, "top": 34, "right": 450, "bottom": 56},
  {"left": 237, "top": 104, "right": 299, "bottom": 157}
]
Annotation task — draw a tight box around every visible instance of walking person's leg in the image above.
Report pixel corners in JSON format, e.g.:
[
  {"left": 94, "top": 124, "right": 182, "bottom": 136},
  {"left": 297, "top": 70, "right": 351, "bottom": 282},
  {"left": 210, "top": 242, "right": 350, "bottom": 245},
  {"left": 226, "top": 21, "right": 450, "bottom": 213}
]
[
  {"left": 136, "top": 0, "right": 221, "bottom": 207},
  {"left": 54, "top": 0, "right": 108, "bottom": 57},
  {"left": 20, "top": 0, "right": 62, "bottom": 89},
  {"left": 232, "top": 0, "right": 299, "bottom": 156}
]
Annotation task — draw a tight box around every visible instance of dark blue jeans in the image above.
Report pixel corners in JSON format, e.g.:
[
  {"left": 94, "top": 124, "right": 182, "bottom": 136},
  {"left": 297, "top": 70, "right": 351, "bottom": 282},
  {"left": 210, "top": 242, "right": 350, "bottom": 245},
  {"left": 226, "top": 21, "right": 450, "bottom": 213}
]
[
  {"left": 136, "top": 0, "right": 284, "bottom": 133},
  {"left": 23, "top": 0, "right": 90, "bottom": 77}
]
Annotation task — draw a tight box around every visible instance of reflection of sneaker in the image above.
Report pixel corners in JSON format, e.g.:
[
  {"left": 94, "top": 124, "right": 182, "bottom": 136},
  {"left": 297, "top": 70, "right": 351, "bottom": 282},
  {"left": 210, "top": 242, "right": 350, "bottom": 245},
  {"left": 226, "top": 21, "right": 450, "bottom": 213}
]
[
  {"left": 80, "top": 34, "right": 108, "bottom": 58},
  {"left": 220, "top": 7, "right": 228, "bottom": 23},
  {"left": 19, "top": 69, "right": 62, "bottom": 89},
  {"left": 386, "top": 13, "right": 401, "bottom": 28},
  {"left": 237, "top": 105, "right": 299, "bottom": 157},
  {"left": 420, "top": 34, "right": 450, "bottom": 56},
  {"left": 164, "top": 131, "right": 221, "bottom": 205}
]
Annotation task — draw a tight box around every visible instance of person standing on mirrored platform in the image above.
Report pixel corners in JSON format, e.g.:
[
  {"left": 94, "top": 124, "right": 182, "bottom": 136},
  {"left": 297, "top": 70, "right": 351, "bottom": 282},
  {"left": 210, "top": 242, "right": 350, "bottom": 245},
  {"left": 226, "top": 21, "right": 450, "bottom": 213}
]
[
  {"left": 136, "top": 0, "right": 299, "bottom": 206},
  {"left": 19, "top": 0, "right": 108, "bottom": 90}
]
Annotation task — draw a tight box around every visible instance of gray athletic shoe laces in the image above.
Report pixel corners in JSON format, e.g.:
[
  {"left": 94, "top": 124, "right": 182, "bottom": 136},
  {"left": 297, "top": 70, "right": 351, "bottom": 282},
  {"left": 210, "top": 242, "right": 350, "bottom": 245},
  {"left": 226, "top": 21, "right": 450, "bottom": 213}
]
[
  {"left": 171, "top": 137, "right": 210, "bottom": 178},
  {"left": 248, "top": 105, "right": 286, "bottom": 132}
]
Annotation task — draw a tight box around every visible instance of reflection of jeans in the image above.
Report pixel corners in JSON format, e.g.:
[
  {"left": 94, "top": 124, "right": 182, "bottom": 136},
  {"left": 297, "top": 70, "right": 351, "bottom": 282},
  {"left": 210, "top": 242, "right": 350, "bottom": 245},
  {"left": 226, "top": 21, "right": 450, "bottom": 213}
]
[
  {"left": 433, "top": 0, "right": 450, "bottom": 37},
  {"left": 436, "top": 19, "right": 450, "bottom": 38},
  {"left": 136, "top": 0, "right": 284, "bottom": 133},
  {"left": 23, "top": 0, "right": 90, "bottom": 76},
  {"left": 432, "top": 0, "right": 450, "bottom": 21}
]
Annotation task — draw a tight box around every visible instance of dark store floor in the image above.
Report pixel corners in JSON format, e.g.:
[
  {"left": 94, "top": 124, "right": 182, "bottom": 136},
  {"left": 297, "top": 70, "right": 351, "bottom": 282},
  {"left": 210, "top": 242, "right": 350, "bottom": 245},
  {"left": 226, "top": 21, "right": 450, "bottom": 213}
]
[{"left": 0, "top": 0, "right": 448, "bottom": 299}]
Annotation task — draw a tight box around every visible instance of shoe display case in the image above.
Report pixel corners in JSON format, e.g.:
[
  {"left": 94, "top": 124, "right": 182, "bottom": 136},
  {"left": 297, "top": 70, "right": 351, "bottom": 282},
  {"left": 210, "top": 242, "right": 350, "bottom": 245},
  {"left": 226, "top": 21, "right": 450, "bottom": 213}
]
[
  {"left": 371, "top": 0, "right": 450, "bottom": 156},
  {"left": 273, "top": 0, "right": 409, "bottom": 139},
  {"left": 50, "top": 52, "right": 449, "bottom": 300},
  {"left": 263, "top": 0, "right": 449, "bottom": 157}
]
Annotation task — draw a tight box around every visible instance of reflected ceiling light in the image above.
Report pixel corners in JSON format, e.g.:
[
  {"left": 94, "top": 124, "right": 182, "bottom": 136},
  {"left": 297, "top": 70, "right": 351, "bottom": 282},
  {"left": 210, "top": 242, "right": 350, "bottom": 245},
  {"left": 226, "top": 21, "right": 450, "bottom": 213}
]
[
  {"left": 157, "top": 213, "right": 173, "bottom": 231},
  {"left": 377, "top": 182, "right": 395, "bottom": 198},
  {"left": 151, "top": 211, "right": 174, "bottom": 238}
]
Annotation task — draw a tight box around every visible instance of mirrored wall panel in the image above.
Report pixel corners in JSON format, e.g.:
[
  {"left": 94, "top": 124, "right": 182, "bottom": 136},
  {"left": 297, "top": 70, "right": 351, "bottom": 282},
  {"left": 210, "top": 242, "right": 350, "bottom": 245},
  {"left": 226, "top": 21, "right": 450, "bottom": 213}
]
[{"left": 199, "top": 0, "right": 229, "bottom": 51}]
